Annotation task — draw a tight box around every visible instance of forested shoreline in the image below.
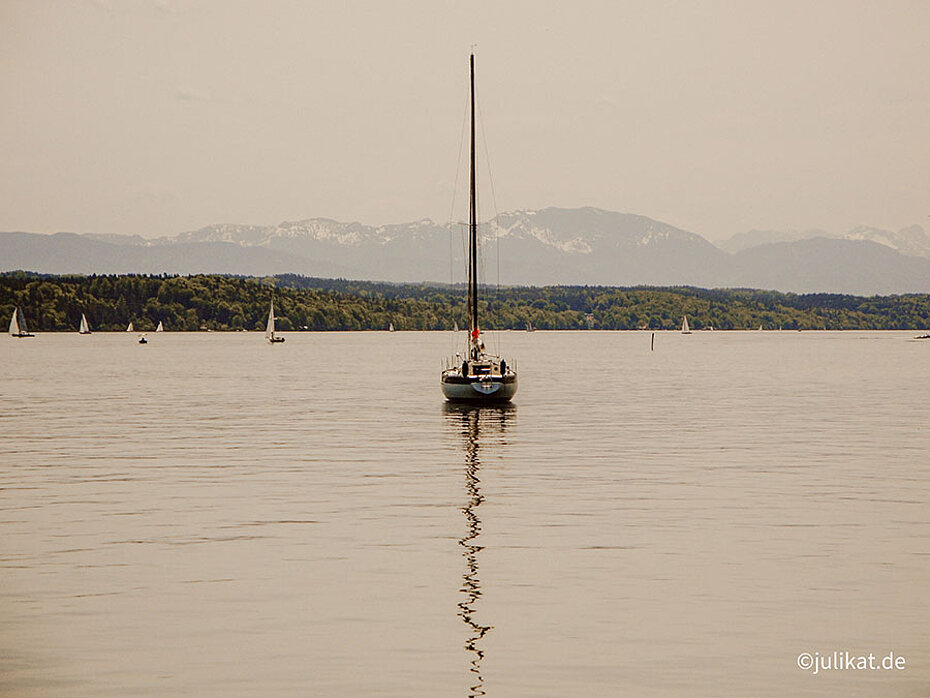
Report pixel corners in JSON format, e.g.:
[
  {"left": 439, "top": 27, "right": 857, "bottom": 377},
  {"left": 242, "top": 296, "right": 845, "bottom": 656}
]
[{"left": 2, "top": 272, "right": 930, "bottom": 331}]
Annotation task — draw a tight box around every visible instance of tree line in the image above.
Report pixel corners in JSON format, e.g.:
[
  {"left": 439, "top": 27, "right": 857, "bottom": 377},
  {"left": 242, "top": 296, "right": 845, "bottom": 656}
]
[{"left": 2, "top": 272, "right": 930, "bottom": 332}]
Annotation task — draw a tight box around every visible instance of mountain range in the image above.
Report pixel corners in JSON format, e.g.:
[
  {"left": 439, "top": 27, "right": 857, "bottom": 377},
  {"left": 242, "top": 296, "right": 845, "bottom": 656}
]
[
  {"left": 2, "top": 207, "right": 929, "bottom": 295},
  {"left": 718, "top": 224, "right": 930, "bottom": 258}
]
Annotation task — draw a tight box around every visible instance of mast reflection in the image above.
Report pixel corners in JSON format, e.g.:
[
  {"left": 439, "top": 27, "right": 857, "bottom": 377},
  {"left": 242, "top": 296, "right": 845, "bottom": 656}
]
[{"left": 444, "top": 402, "right": 515, "bottom": 697}]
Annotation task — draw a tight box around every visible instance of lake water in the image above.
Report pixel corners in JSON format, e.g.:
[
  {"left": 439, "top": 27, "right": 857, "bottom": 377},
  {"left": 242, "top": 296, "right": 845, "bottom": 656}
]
[{"left": 1, "top": 330, "right": 929, "bottom": 697}]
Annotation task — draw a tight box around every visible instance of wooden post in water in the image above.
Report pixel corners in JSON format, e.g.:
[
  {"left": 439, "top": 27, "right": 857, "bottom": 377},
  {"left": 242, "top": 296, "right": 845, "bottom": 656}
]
[{"left": 651, "top": 332, "right": 655, "bottom": 351}]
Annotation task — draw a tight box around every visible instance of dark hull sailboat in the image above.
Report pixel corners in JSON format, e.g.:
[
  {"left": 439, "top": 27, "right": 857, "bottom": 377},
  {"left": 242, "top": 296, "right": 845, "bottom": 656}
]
[{"left": 441, "top": 54, "right": 517, "bottom": 403}]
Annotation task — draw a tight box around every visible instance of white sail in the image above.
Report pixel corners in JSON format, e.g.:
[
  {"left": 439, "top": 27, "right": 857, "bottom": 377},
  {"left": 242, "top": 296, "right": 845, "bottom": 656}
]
[
  {"left": 79, "top": 313, "right": 90, "bottom": 334},
  {"left": 389, "top": 322, "right": 395, "bottom": 332},
  {"left": 10, "top": 307, "right": 33, "bottom": 336},
  {"left": 265, "top": 301, "right": 276, "bottom": 340},
  {"left": 453, "top": 321, "right": 459, "bottom": 332},
  {"left": 126, "top": 322, "right": 134, "bottom": 332},
  {"left": 156, "top": 321, "right": 164, "bottom": 332},
  {"left": 681, "top": 316, "right": 691, "bottom": 334}
]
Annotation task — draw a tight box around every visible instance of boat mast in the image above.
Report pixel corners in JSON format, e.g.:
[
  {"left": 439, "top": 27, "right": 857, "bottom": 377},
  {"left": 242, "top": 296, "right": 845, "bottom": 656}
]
[{"left": 468, "top": 53, "right": 478, "bottom": 346}]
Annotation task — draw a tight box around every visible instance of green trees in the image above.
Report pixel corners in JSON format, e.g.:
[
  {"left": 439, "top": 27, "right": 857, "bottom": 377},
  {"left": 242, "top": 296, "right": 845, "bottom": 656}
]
[{"left": 1, "top": 273, "right": 929, "bottom": 331}]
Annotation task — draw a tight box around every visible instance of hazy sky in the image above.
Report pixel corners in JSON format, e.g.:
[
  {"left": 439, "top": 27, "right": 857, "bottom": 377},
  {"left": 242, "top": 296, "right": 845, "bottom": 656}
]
[{"left": 1, "top": 0, "right": 928, "bottom": 240}]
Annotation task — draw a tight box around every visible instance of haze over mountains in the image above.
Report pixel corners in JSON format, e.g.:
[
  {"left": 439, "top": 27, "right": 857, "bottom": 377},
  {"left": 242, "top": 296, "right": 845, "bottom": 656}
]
[
  {"left": 718, "top": 224, "right": 930, "bottom": 257},
  {"left": 2, "top": 207, "right": 929, "bottom": 295}
]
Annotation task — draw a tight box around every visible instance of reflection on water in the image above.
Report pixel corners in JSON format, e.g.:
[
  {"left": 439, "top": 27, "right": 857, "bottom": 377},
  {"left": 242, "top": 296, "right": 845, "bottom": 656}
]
[
  {"left": 3, "top": 332, "right": 929, "bottom": 697},
  {"left": 444, "top": 403, "right": 515, "bottom": 697}
]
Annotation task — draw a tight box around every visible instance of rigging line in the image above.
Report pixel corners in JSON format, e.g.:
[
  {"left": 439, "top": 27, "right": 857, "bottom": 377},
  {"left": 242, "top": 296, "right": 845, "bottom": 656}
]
[
  {"left": 475, "top": 88, "right": 500, "bottom": 233},
  {"left": 448, "top": 72, "right": 470, "bottom": 227},
  {"left": 476, "top": 76, "right": 502, "bottom": 351},
  {"left": 458, "top": 222, "right": 469, "bottom": 352},
  {"left": 448, "top": 68, "right": 470, "bottom": 352}
]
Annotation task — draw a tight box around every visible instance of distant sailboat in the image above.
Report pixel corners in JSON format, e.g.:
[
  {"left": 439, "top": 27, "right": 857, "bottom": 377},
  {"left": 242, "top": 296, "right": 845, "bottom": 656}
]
[
  {"left": 126, "top": 321, "right": 134, "bottom": 332},
  {"left": 78, "top": 313, "right": 91, "bottom": 334},
  {"left": 440, "top": 53, "right": 517, "bottom": 403},
  {"left": 266, "top": 299, "right": 285, "bottom": 344},
  {"left": 156, "top": 321, "right": 164, "bottom": 332},
  {"left": 525, "top": 320, "right": 535, "bottom": 332},
  {"left": 758, "top": 324, "right": 763, "bottom": 331},
  {"left": 681, "top": 316, "right": 692, "bottom": 334},
  {"left": 8, "top": 307, "right": 34, "bottom": 338},
  {"left": 389, "top": 322, "right": 395, "bottom": 332}
]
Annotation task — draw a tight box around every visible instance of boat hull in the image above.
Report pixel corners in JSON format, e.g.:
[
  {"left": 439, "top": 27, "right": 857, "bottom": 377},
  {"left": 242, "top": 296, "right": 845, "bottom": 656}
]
[{"left": 441, "top": 373, "right": 517, "bottom": 403}]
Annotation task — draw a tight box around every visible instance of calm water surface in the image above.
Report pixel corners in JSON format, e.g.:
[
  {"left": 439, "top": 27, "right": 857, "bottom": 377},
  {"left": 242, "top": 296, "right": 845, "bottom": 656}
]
[{"left": 1, "top": 330, "right": 929, "bottom": 696}]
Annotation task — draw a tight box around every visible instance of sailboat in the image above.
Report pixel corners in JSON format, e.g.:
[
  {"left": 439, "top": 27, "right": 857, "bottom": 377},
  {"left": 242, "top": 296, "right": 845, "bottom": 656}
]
[
  {"left": 78, "top": 313, "right": 92, "bottom": 334},
  {"left": 681, "top": 315, "right": 692, "bottom": 334},
  {"left": 266, "top": 299, "right": 285, "bottom": 344},
  {"left": 440, "top": 53, "right": 518, "bottom": 403},
  {"left": 8, "top": 307, "right": 34, "bottom": 338},
  {"left": 155, "top": 321, "right": 164, "bottom": 332},
  {"left": 126, "top": 322, "right": 134, "bottom": 332},
  {"left": 389, "top": 322, "right": 395, "bottom": 332},
  {"left": 453, "top": 320, "right": 459, "bottom": 333},
  {"left": 525, "top": 320, "right": 535, "bottom": 332}
]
